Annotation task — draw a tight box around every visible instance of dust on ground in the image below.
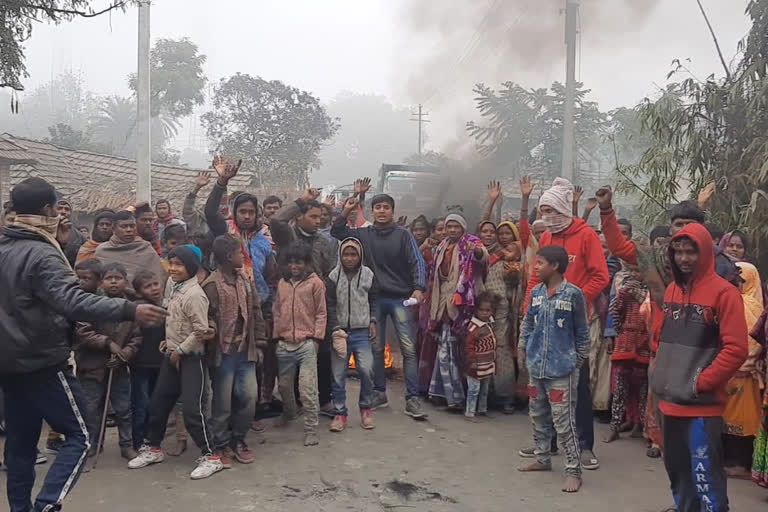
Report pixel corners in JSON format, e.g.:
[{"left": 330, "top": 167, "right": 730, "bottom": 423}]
[{"left": 1, "top": 380, "right": 765, "bottom": 512}]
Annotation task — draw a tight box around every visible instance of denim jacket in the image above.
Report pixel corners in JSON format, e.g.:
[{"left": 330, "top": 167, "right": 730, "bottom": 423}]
[{"left": 521, "top": 279, "right": 590, "bottom": 379}]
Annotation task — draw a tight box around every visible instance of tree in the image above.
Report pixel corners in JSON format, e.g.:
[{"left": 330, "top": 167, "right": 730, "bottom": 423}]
[
  {"left": 128, "top": 37, "right": 206, "bottom": 119},
  {"left": 466, "top": 81, "right": 608, "bottom": 188},
  {"left": 1, "top": 1, "right": 130, "bottom": 91},
  {"left": 0, "top": 70, "right": 100, "bottom": 140},
  {"left": 44, "top": 122, "right": 109, "bottom": 153},
  {"left": 202, "top": 73, "right": 340, "bottom": 188},
  {"left": 621, "top": 0, "right": 768, "bottom": 266}
]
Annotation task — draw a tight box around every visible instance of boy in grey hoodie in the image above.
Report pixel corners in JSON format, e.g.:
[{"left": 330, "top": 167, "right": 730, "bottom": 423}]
[{"left": 326, "top": 238, "right": 378, "bottom": 432}]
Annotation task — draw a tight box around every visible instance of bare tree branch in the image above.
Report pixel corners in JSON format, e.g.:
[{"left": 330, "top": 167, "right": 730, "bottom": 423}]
[
  {"left": 695, "top": 0, "right": 732, "bottom": 80},
  {"left": 15, "top": 1, "right": 130, "bottom": 19}
]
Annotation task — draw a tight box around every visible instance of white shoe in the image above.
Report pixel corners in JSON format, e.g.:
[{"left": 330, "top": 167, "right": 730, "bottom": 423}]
[
  {"left": 128, "top": 446, "right": 164, "bottom": 469},
  {"left": 190, "top": 455, "right": 224, "bottom": 480}
]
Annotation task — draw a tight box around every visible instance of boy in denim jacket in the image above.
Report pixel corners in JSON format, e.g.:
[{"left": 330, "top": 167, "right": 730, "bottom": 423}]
[{"left": 518, "top": 245, "right": 589, "bottom": 494}]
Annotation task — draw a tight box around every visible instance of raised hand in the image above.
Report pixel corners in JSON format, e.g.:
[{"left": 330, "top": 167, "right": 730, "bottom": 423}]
[
  {"left": 343, "top": 197, "right": 359, "bottom": 213},
  {"left": 488, "top": 180, "right": 502, "bottom": 202},
  {"left": 354, "top": 177, "right": 372, "bottom": 195},
  {"left": 520, "top": 175, "right": 535, "bottom": 198},
  {"left": 698, "top": 181, "right": 715, "bottom": 207},
  {"left": 324, "top": 194, "right": 336, "bottom": 207},
  {"left": 573, "top": 185, "right": 584, "bottom": 204},
  {"left": 300, "top": 188, "right": 322, "bottom": 202},
  {"left": 595, "top": 185, "right": 613, "bottom": 210},
  {"left": 212, "top": 155, "right": 242, "bottom": 186},
  {"left": 194, "top": 171, "right": 212, "bottom": 191},
  {"left": 397, "top": 215, "right": 408, "bottom": 227}
]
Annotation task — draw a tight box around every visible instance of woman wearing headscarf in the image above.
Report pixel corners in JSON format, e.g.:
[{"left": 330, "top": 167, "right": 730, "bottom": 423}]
[
  {"left": 424, "top": 213, "right": 488, "bottom": 408},
  {"left": 722, "top": 261, "right": 764, "bottom": 479},
  {"left": 479, "top": 219, "right": 524, "bottom": 413}
]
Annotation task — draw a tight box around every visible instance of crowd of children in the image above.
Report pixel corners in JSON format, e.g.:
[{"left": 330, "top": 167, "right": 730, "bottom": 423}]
[{"left": 2, "top": 162, "right": 768, "bottom": 512}]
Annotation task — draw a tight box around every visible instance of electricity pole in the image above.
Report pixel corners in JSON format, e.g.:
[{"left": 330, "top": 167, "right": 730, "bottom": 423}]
[
  {"left": 136, "top": 0, "right": 151, "bottom": 203},
  {"left": 410, "top": 104, "right": 430, "bottom": 156},
  {"left": 561, "top": 1, "right": 579, "bottom": 181}
]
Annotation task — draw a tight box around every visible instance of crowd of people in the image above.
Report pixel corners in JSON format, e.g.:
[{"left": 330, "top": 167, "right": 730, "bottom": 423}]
[{"left": 0, "top": 157, "right": 767, "bottom": 511}]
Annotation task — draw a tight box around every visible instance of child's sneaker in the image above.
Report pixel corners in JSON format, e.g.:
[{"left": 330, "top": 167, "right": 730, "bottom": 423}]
[
  {"left": 360, "top": 409, "right": 375, "bottom": 430},
  {"left": 234, "top": 443, "right": 255, "bottom": 464},
  {"left": 190, "top": 455, "right": 224, "bottom": 480},
  {"left": 215, "top": 447, "right": 234, "bottom": 469},
  {"left": 329, "top": 415, "right": 347, "bottom": 432},
  {"left": 128, "top": 446, "right": 164, "bottom": 469}
]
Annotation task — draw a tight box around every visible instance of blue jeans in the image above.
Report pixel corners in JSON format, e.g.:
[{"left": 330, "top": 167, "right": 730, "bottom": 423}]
[
  {"left": 130, "top": 367, "right": 159, "bottom": 450},
  {"left": 374, "top": 297, "right": 419, "bottom": 398},
  {"left": 465, "top": 376, "right": 489, "bottom": 417},
  {"left": 276, "top": 341, "right": 319, "bottom": 432},
  {"left": 528, "top": 371, "right": 581, "bottom": 477},
  {"left": 79, "top": 368, "right": 132, "bottom": 450},
  {"left": 331, "top": 328, "right": 374, "bottom": 416},
  {"left": 3, "top": 368, "right": 90, "bottom": 512},
  {"left": 210, "top": 350, "right": 258, "bottom": 449}
]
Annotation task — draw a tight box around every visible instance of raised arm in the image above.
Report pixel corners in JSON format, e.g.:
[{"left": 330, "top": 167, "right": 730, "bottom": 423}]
[
  {"left": 596, "top": 186, "right": 637, "bottom": 265},
  {"left": 572, "top": 185, "right": 584, "bottom": 217},
  {"left": 578, "top": 229, "right": 610, "bottom": 307},
  {"left": 519, "top": 175, "right": 535, "bottom": 250},
  {"left": 206, "top": 157, "right": 243, "bottom": 236},
  {"left": 184, "top": 171, "right": 212, "bottom": 223},
  {"left": 482, "top": 180, "right": 502, "bottom": 222},
  {"left": 331, "top": 197, "right": 361, "bottom": 241}
]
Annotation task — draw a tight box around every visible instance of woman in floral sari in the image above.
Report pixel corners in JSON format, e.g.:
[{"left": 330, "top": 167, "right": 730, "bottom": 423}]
[{"left": 425, "top": 213, "right": 488, "bottom": 408}]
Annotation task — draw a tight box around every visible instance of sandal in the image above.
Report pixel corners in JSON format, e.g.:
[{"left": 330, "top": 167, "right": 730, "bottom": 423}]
[{"left": 646, "top": 446, "right": 662, "bottom": 459}]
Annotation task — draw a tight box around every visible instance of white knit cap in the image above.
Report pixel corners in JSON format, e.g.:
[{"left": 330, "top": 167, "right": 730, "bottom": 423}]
[
  {"left": 445, "top": 213, "right": 468, "bottom": 231},
  {"left": 539, "top": 177, "right": 574, "bottom": 217}
]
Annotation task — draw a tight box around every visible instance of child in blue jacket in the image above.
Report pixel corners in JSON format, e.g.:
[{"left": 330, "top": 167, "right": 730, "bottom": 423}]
[{"left": 518, "top": 245, "right": 589, "bottom": 494}]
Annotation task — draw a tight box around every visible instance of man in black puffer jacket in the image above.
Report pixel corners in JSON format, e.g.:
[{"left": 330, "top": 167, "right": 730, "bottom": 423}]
[{"left": 0, "top": 177, "right": 167, "bottom": 512}]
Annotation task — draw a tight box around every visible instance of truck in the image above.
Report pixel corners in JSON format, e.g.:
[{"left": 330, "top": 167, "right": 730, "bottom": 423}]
[{"left": 376, "top": 164, "right": 445, "bottom": 219}]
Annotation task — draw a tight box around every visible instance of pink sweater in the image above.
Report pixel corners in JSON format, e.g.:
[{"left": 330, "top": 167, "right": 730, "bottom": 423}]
[{"left": 273, "top": 273, "right": 327, "bottom": 348}]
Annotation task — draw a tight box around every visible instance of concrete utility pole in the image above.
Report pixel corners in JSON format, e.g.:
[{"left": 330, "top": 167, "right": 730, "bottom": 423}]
[
  {"left": 410, "top": 104, "right": 430, "bottom": 156},
  {"left": 561, "top": 1, "right": 579, "bottom": 181},
  {"left": 136, "top": 0, "right": 151, "bottom": 203}
]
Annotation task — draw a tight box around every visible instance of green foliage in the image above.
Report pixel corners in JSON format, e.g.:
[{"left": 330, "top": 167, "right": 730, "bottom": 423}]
[
  {"left": 202, "top": 73, "right": 340, "bottom": 188},
  {"left": 621, "top": 0, "right": 768, "bottom": 265},
  {"left": 466, "top": 81, "right": 642, "bottom": 191},
  {"left": 128, "top": 37, "right": 206, "bottom": 119},
  {"left": 0, "top": 1, "right": 129, "bottom": 91}
]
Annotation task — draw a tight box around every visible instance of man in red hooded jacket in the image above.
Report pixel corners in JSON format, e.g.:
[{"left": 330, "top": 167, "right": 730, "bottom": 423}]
[
  {"left": 522, "top": 177, "right": 609, "bottom": 471},
  {"left": 650, "top": 223, "right": 746, "bottom": 512}
]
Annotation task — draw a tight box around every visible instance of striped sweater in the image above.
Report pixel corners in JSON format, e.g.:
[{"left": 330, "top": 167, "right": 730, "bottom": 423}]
[{"left": 464, "top": 316, "right": 496, "bottom": 379}]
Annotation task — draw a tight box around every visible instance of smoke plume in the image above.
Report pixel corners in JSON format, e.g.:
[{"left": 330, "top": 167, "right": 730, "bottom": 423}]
[{"left": 398, "top": 0, "right": 662, "bottom": 107}]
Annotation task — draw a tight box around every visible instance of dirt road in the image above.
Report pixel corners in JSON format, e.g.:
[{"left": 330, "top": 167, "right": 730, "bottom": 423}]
[{"left": 1, "top": 380, "right": 765, "bottom": 511}]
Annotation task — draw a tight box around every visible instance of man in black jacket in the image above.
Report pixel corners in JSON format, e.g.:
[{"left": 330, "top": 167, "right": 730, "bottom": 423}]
[
  {"left": 332, "top": 193, "right": 427, "bottom": 419},
  {"left": 0, "top": 177, "right": 166, "bottom": 512}
]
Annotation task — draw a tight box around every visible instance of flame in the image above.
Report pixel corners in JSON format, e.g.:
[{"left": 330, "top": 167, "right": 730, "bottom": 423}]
[{"left": 349, "top": 344, "right": 393, "bottom": 369}]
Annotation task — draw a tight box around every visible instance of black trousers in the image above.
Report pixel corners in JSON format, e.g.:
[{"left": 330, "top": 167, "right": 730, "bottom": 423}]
[
  {"left": 662, "top": 415, "right": 728, "bottom": 512},
  {"left": 146, "top": 355, "right": 213, "bottom": 455}
]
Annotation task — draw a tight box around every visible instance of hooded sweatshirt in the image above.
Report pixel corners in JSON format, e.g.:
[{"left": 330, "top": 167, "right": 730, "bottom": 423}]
[
  {"left": 524, "top": 217, "right": 609, "bottom": 312},
  {"left": 326, "top": 238, "right": 378, "bottom": 331},
  {"left": 650, "top": 223, "right": 747, "bottom": 417}
]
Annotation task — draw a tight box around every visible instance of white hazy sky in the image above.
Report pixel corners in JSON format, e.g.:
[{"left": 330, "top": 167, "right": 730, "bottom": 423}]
[{"left": 14, "top": 0, "right": 752, "bottom": 151}]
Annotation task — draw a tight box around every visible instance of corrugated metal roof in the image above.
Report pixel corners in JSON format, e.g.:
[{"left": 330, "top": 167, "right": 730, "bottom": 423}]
[{"left": 1, "top": 133, "right": 258, "bottom": 213}]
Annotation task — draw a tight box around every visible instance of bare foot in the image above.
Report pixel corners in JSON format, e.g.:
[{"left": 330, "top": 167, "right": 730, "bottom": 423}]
[
  {"left": 603, "top": 429, "right": 620, "bottom": 443},
  {"left": 630, "top": 423, "right": 644, "bottom": 438},
  {"left": 166, "top": 439, "right": 187, "bottom": 457},
  {"left": 562, "top": 475, "right": 582, "bottom": 493},
  {"left": 303, "top": 432, "right": 319, "bottom": 446},
  {"left": 517, "top": 461, "right": 552, "bottom": 472}
]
